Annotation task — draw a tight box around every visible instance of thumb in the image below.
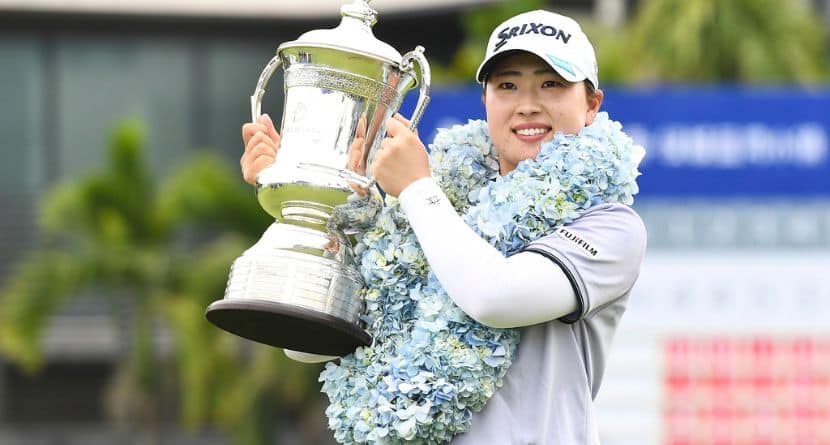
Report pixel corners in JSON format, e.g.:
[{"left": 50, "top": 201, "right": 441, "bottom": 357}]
[
  {"left": 385, "top": 115, "right": 406, "bottom": 137},
  {"left": 392, "top": 113, "right": 412, "bottom": 130},
  {"left": 260, "top": 113, "right": 280, "bottom": 142}
]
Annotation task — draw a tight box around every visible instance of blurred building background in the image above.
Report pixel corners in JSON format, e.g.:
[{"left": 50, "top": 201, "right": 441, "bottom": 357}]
[{"left": 0, "top": 0, "right": 829, "bottom": 444}]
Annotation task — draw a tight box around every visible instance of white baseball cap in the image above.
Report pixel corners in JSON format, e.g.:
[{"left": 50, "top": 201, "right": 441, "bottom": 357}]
[{"left": 476, "top": 10, "right": 599, "bottom": 89}]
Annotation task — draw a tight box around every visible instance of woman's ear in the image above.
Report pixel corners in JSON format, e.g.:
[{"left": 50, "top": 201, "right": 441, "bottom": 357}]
[{"left": 585, "top": 88, "right": 604, "bottom": 125}]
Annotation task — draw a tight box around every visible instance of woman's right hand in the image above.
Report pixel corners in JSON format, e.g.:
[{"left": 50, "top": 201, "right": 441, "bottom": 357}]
[{"left": 241, "top": 113, "right": 281, "bottom": 185}]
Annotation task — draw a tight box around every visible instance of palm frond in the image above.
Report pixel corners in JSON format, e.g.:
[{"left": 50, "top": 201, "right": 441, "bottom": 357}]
[
  {"left": 627, "top": 0, "right": 829, "bottom": 84},
  {"left": 154, "top": 153, "right": 271, "bottom": 240},
  {"left": 0, "top": 251, "right": 96, "bottom": 371}
]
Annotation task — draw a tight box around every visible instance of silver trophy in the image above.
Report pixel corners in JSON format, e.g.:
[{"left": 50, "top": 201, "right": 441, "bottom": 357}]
[{"left": 205, "top": 0, "right": 430, "bottom": 356}]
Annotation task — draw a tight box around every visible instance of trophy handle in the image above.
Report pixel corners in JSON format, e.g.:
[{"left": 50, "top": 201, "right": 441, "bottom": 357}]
[
  {"left": 250, "top": 55, "right": 283, "bottom": 123},
  {"left": 400, "top": 46, "right": 431, "bottom": 131}
]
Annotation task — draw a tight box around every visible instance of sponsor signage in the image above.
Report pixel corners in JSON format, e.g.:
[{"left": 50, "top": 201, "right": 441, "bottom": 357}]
[{"left": 402, "top": 86, "right": 830, "bottom": 198}]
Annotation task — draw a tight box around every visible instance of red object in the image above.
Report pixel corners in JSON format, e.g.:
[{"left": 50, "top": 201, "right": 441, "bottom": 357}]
[{"left": 663, "top": 336, "right": 830, "bottom": 444}]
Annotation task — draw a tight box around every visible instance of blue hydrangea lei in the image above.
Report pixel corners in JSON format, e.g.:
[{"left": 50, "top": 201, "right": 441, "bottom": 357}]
[{"left": 319, "top": 112, "right": 644, "bottom": 444}]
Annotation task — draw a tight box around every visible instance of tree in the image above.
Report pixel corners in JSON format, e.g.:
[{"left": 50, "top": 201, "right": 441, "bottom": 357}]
[
  {"left": 0, "top": 120, "right": 325, "bottom": 445},
  {"left": 434, "top": 0, "right": 829, "bottom": 85},
  {"left": 431, "top": 0, "right": 549, "bottom": 84},
  {"left": 626, "top": 0, "right": 829, "bottom": 84}
]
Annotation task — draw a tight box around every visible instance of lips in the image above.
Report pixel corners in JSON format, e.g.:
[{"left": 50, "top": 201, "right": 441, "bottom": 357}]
[
  {"left": 512, "top": 123, "right": 551, "bottom": 142},
  {"left": 515, "top": 127, "right": 548, "bottom": 136}
]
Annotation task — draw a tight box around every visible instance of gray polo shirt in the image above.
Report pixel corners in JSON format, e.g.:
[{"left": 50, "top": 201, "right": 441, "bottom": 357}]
[{"left": 452, "top": 203, "right": 647, "bottom": 445}]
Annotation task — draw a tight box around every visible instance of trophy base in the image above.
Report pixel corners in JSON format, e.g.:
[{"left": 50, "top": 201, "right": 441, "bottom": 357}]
[{"left": 205, "top": 298, "right": 372, "bottom": 356}]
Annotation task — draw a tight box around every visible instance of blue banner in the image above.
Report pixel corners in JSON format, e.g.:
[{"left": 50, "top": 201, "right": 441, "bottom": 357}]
[{"left": 402, "top": 86, "right": 830, "bottom": 198}]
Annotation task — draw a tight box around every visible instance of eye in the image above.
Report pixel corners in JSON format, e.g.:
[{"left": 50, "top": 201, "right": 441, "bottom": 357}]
[
  {"left": 497, "top": 81, "right": 516, "bottom": 90},
  {"left": 542, "top": 80, "right": 562, "bottom": 88}
]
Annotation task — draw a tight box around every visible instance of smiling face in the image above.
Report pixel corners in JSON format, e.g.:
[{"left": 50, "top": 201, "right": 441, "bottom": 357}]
[{"left": 483, "top": 52, "right": 603, "bottom": 175}]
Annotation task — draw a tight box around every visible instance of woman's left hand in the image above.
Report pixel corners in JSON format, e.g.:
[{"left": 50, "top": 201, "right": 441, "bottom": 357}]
[{"left": 372, "top": 114, "right": 431, "bottom": 197}]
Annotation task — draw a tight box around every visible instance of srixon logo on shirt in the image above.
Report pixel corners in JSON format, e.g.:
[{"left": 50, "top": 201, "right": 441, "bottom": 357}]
[{"left": 494, "top": 22, "right": 572, "bottom": 51}]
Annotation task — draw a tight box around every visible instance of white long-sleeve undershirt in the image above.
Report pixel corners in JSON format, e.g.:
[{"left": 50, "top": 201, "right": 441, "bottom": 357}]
[{"left": 398, "top": 177, "right": 577, "bottom": 329}]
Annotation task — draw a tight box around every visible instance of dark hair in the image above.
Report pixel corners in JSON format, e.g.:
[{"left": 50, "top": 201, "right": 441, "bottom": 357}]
[{"left": 584, "top": 80, "right": 597, "bottom": 98}]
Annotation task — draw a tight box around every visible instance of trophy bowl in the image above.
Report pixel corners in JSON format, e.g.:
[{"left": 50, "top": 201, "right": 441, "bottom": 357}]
[{"left": 205, "top": 0, "right": 430, "bottom": 356}]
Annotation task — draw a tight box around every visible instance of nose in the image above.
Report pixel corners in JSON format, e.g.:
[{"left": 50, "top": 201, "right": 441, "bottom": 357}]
[{"left": 516, "top": 91, "right": 542, "bottom": 116}]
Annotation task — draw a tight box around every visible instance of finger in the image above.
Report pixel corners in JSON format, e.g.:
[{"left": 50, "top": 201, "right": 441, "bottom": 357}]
[
  {"left": 347, "top": 139, "right": 366, "bottom": 175},
  {"left": 242, "top": 122, "right": 268, "bottom": 146},
  {"left": 247, "top": 131, "right": 276, "bottom": 149},
  {"left": 393, "top": 113, "right": 417, "bottom": 135},
  {"left": 260, "top": 113, "right": 281, "bottom": 143},
  {"left": 355, "top": 114, "right": 367, "bottom": 139},
  {"left": 347, "top": 114, "right": 368, "bottom": 173},
  {"left": 348, "top": 182, "right": 368, "bottom": 197},
  {"left": 392, "top": 113, "right": 412, "bottom": 128},
  {"left": 242, "top": 152, "right": 276, "bottom": 184},
  {"left": 249, "top": 141, "right": 277, "bottom": 161},
  {"left": 241, "top": 141, "right": 276, "bottom": 171},
  {"left": 250, "top": 153, "right": 276, "bottom": 173},
  {"left": 242, "top": 133, "right": 277, "bottom": 164}
]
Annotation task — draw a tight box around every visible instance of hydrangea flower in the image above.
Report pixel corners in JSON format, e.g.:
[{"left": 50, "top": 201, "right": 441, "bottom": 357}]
[{"left": 319, "top": 112, "right": 644, "bottom": 444}]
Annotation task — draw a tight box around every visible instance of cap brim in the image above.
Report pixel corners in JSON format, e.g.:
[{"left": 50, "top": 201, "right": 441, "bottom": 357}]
[
  {"left": 476, "top": 49, "right": 524, "bottom": 83},
  {"left": 476, "top": 46, "right": 590, "bottom": 86}
]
